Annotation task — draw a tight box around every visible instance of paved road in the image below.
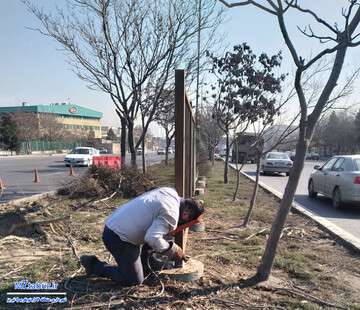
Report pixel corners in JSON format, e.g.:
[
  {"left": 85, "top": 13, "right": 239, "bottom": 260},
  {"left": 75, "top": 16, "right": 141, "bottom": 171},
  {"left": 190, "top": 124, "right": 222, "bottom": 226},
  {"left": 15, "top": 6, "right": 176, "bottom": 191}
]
[
  {"left": 0, "top": 153, "right": 167, "bottom": 203},
  {"left": 243, "top": 161, "right": 360, "bottom": 240}
]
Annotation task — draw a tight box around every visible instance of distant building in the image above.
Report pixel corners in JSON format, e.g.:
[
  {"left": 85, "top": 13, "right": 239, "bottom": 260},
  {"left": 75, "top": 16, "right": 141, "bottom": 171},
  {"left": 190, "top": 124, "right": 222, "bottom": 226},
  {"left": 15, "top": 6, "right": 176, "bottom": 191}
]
[
  {"left": 263, "top": 124, "right": 298, "bottom": 152},
  {"left": 231, "top": 132, "right": 260, "bottom": 163},
  {"left": 0, "top": 103, "right": 103, "bottom": 138}
]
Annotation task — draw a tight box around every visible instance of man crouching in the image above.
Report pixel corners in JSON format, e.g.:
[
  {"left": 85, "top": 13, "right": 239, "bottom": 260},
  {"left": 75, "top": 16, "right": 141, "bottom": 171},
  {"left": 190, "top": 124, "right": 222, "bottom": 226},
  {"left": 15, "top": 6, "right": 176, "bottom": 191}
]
[{"left": 80, "top": 187, "right": 204, "bottom": 286}]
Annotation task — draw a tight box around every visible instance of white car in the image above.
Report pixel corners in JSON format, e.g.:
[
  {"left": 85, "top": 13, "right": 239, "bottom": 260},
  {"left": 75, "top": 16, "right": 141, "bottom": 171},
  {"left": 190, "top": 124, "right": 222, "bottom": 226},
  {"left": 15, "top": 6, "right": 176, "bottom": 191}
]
[
  {"left": 157, "top": 148, "right": 166, "bottom": 155},
  {"left": 64, "top": 147, "right": 99, "bottom": 167},
  {"left": 261, "top": 152, "right": 293, "bottom": 176},
  {"left": 308, "top": 155, "right": 360, "bottom": 209},
  {"left": 136, "top": 148, "right": 143, "bottom": 155},
  {"left": 214, "top": 153, "right": 222, "bottom": 161}
]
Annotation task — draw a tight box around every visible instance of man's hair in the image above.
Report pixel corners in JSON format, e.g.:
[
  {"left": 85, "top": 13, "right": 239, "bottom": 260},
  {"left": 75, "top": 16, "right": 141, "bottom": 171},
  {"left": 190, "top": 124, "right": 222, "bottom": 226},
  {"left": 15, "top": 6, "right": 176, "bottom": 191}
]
[{"left": 182, "top": 199, "right": 204, "bottom": 220}]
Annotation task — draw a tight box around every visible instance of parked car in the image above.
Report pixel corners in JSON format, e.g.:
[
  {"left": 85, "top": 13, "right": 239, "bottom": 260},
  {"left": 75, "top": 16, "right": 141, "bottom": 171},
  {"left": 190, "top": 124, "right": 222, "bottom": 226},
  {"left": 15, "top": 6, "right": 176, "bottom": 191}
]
[
  {"left": 64, "top": 147, "right": 99, "bottom": 167},
  {"left": 261, "top": 152, "right": 293, "bottom": 176},
  {"left": 168, "top": 148, "right": 174, "bottom": 154},
  {"left": 157, "top": 148, "right": 166, "bottom": 155},
  {"left": 136, "top": 147, "right": 143, "bottom": 155},
  {"left": 214, "top": 153, "right": 222, "bottom": 161},
  {"left": 99, "top": 148, "right": 109, "bottom": 154},
  {"left": 286, "top": 151, "right": 296, "bottom": 161},
  {"left": 306, "top": 152, "right": 320, "bottom": 160},
  {"left": 219, "top": 146, "right": 228, "bottom": 158},
  {"left": 308, "top": 155, "right": 360, "bottom": 209}
]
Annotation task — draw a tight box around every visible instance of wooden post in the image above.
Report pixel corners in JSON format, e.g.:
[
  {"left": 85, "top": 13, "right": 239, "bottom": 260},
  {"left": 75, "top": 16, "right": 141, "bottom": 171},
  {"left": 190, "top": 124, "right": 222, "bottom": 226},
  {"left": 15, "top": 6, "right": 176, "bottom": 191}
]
[
  {"left": 187, "top": 102, "right": 193, "bottom": 197},
  {"left": 175, "top": 69, "right": 185, "bottom": 198},
  {"left": 175, "top": 70, "right": 186, "bottom": 263},
  {"left": 174, "top": 69, "right": 197, "bottom": 266}
]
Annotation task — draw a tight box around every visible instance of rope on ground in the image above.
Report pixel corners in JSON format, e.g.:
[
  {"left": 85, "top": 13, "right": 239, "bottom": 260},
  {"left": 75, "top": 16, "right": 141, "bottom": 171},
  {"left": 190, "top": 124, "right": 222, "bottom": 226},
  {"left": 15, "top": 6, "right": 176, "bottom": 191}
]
[
  {"left": 63, "top": 252, "right": 166, "bottom": 309},
  {"left": 126, "top": 251, "right": 165, "bottom": 299},
  {"left": 147, "top": 252, "right": 165, "bottom": 298}
]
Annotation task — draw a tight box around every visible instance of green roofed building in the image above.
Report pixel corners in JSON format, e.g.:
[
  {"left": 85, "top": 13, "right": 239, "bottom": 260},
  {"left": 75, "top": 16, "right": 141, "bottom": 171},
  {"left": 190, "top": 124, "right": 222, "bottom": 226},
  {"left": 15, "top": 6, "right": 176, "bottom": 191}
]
[{"left": 0, "top": 103, "right": 103, "bottom": 138}]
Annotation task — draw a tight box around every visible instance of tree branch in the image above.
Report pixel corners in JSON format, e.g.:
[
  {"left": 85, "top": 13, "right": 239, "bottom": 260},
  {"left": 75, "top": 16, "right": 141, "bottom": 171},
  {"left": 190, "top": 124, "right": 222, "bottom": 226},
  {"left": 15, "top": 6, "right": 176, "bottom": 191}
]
[{"left": 217, "top": 0, "right": 277, "bottom": 15}]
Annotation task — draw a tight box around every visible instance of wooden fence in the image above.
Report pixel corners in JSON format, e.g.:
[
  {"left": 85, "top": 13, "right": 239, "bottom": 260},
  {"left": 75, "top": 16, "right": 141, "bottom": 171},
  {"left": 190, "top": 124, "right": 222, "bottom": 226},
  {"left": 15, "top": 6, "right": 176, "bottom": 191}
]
[{"left": 174, "top": 69, "right": 196, "bottom": 263}]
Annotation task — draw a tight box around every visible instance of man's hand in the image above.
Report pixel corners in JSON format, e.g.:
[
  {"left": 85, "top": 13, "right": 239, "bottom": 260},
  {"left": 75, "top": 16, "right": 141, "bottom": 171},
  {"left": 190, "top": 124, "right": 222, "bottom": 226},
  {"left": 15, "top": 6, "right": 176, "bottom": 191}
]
[{"left": 163, "top": 242, "right": 187, "bottom": 261}]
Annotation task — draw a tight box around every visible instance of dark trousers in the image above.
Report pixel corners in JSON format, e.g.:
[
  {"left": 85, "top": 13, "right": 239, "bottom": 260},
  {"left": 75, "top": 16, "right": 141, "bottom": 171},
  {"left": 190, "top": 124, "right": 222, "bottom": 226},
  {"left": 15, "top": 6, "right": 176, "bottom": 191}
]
[{"left": 94, "top": 226, "right": 153, "bottom": 286}]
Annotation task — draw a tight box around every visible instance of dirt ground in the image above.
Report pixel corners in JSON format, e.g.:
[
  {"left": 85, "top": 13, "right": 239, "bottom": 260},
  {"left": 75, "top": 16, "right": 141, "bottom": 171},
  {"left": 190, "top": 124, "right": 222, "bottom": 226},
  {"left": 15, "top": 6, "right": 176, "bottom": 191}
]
[{"left": 0, "top": 162, "right": 359, "bottom": 309}]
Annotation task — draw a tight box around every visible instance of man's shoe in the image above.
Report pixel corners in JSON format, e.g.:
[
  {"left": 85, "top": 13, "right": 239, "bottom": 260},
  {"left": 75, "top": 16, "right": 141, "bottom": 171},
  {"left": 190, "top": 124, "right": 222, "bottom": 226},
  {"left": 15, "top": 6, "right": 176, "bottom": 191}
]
[{"left": 80, "top": 255, "right": 99, "bottom": 276}]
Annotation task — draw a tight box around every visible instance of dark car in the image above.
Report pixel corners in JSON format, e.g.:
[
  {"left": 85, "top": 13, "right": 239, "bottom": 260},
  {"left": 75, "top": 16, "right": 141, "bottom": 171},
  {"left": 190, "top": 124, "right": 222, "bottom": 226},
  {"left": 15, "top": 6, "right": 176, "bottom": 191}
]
[{"left": 99, "top": 148, "right": 109, "bottom": 154}]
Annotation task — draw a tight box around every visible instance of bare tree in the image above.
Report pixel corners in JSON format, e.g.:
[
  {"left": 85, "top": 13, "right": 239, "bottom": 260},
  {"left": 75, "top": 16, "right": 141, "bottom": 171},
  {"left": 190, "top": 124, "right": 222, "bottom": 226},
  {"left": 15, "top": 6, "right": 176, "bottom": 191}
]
[
  {"left": 242, "top": 107, "right": 298, "bottom": 227},
  {"left": 154, "top": 89, "right": 175, "bottom": 166},
  {"left": 314, "top": 110, "right": 359, "bottom": 155},
  {"left": 355, "top": 109, "right": 360, "bottom": 146},
  {"left": 239, "top": 75, "right": 302, "bottom": 226},
  {"left": 25, "top": 0, "right": 222, "bottom": 167},
  {"left": 38, "top": 114, "right": 64, "bottom": 142},
  {"left": 219, "top": 0, "right": 360, "bottom": 282},
  {"left": 11, "top": 112, "right": 40, "bottom": 154},
  {"left": 231, "top": 123, "right": 255, "bottom": 200},
  {"left": 106, "top": 128, "right": 117, "bottom": 141},
  {"left": 198, "top": 104, "right": 223, "bottom": 165}
]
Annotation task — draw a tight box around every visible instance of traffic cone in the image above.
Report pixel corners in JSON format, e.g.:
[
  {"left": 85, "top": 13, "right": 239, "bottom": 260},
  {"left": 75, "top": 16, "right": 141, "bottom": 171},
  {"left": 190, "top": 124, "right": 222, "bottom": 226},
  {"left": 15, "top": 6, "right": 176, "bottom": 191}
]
[
  {"left": 34, "top": 169, "right": 40, "bottom": 183},
  {"left": 69, "top": 165, "right": 75, "bottom": 177}
]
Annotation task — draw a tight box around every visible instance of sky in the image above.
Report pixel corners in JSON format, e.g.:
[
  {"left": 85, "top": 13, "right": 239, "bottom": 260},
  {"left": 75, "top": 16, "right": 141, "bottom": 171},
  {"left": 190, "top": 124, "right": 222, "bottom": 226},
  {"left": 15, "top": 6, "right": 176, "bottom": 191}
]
[{"left": 0, "top": 0, "right": 359, "bottom": 136}]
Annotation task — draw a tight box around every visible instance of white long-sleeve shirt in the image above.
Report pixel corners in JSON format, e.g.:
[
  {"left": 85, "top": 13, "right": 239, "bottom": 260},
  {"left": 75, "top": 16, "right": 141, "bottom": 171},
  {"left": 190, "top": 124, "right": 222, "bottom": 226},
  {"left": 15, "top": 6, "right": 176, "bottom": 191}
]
[{"left": 105, "top": 187, "right": 181, "bottom": 252}]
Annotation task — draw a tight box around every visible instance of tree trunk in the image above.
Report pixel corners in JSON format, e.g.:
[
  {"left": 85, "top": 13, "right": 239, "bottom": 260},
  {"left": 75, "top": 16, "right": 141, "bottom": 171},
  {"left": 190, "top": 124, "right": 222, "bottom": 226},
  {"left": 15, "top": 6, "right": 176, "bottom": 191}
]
[
  {"left": 255, "top": 136, "right": 307, "bottom": 281},
  {"left": 141, "top": 116, "right": 146, "bottom": 173},
  {"left": 211, "top": 148, "right": 215, "bottom": 166},
  {"left": 224, "top": 131, "right": 229, "bottom": 184},
  {"left": 208, "top": 142, "right": 213, "bottom": 161},
  {"left": 254, "top": 45, "right": 348, "bottom": 282},
  {"left": 232, "top": 139, "right": 240, "bottom": 201},
  {"left": 120, "top": 116, "right": 127, "bottom": 165},
  {"left": 127, "top": 121, "right": 136, "bottom": 167},
  {"left": 141, "top": 135, "right": 146, "bottom": 173},
  {"left": 165, "top": 129, "right": 170, "bottom": 166},
  {"left": 27, "top": 140, "right": 31, "bottom": 154},
  {"left": 243, "top": 154, "right": 261, "bottom": 227}
]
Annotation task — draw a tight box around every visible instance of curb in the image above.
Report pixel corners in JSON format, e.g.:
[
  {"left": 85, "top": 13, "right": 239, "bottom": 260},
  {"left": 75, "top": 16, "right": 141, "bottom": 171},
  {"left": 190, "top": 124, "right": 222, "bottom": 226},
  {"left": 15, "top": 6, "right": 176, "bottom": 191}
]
[
  {"left": 0, "top": 191, "right": 57, "bottom": 207},
  {"left": 229, "top": 162, "right": 360, "bottom": 253},
  {"left": 0, "top": 154, "right": 65, "bottom": 159}
]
